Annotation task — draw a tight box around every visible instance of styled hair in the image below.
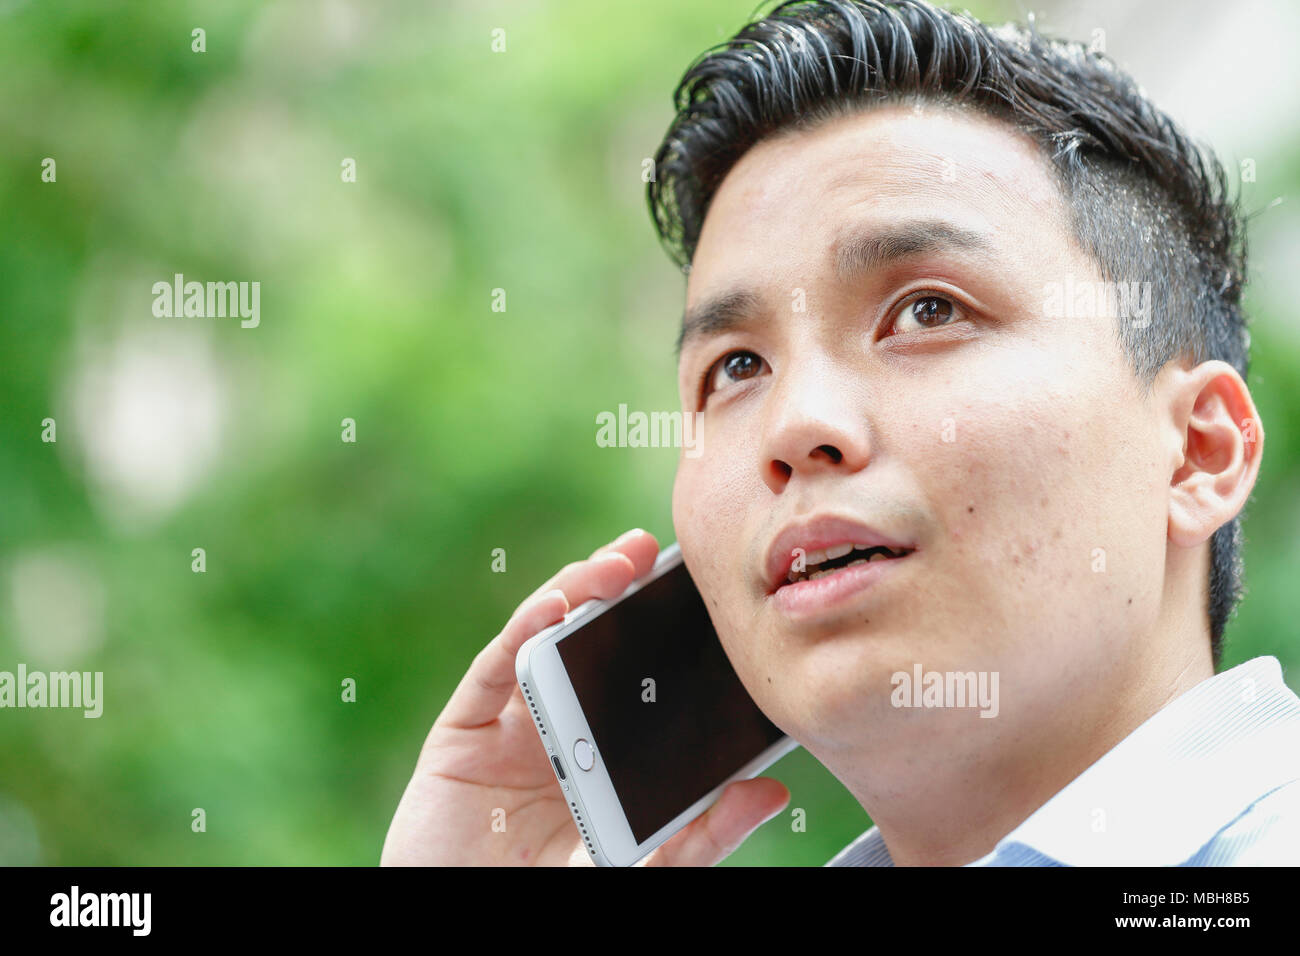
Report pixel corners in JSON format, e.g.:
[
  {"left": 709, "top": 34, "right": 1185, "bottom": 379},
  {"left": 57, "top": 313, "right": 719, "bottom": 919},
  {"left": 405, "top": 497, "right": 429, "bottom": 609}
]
[{"left": 647, "top": 0, "right": 1250, "bottom": 668}]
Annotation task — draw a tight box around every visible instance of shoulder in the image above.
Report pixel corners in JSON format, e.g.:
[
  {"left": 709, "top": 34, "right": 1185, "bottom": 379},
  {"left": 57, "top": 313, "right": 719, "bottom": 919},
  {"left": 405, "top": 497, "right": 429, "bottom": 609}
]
[
  {"left": 1188, "top": 779, "right": 1300, "bottom": 866},
  {"left": 825, "top": 825, "right": 893, "bottom": 866}
]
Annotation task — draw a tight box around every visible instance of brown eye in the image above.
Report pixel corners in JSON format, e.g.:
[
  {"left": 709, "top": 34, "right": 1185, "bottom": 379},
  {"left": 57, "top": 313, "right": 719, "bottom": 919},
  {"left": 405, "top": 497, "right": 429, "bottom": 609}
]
[
  {"left": 910, "top": 295, "right": 953, "bottom": 327},
  {"left": 722, "top": 351, "right": 761, "bottom": 379},
  {"left": 888, "top": 294, "right": 964, "bottom": 335},
  {"left": 703, "top": 349, "right": 766, "bottom": 400}
]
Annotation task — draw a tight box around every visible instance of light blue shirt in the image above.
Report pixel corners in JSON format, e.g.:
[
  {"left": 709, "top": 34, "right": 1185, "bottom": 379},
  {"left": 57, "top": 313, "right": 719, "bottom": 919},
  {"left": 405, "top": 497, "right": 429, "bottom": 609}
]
[{"left": 826, "top": 655, "right": 1300, "bottom": 866}]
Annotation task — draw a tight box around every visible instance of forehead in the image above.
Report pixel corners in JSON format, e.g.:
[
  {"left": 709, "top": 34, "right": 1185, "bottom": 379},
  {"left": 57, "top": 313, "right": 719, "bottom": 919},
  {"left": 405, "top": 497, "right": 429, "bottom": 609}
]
[{"left": 687, "top": 103, "right": 1070, "bottom": 300}]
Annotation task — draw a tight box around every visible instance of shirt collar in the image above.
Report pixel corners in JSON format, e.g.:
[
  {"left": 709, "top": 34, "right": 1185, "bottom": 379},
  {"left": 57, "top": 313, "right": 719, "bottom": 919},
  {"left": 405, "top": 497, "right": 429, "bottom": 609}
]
[{"left": 975, "top": 655, "right": 1300, "bottom": 866}]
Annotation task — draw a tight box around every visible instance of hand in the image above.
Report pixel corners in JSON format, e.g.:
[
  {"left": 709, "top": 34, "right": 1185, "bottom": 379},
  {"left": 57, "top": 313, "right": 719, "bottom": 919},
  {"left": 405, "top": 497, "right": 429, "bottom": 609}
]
[{"left": 381, "top": 528, "right": 790, "bottom": 865}]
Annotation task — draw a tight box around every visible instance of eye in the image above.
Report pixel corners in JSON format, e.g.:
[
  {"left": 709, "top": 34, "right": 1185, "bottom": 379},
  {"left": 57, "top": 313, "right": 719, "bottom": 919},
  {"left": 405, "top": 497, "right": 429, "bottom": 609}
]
[
  {"left": 886, "top": 293, "right": 965, "bottom": 336},
  {"left": 701, "top": 349, "right": 767, "bottom": 402}
]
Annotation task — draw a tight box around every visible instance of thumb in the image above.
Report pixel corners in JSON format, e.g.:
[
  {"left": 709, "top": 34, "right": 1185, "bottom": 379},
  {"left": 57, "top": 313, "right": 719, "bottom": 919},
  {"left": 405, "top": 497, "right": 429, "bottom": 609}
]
[{"left": 643, "top": 777, "right": 790, "bottom": 867}]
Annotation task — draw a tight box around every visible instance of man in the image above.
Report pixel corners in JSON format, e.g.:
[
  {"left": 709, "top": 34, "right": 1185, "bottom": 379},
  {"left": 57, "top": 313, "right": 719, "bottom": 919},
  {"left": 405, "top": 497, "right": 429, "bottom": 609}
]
[{"left": 383, "top": 0, "right": 1297, "bottom": 866}]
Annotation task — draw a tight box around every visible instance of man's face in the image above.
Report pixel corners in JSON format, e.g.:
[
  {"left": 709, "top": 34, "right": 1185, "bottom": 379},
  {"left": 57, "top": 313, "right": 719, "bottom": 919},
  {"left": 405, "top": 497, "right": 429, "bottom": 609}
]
[{"left": 672, "top": 103, "right": 1178, "bottom": 762}]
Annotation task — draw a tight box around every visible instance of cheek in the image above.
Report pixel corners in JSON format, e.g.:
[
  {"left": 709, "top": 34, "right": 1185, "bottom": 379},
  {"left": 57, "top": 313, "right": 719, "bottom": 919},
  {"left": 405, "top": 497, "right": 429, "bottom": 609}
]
[
  {"left": 673, "top": 424, "right": 760, "bottom": 555},
  {"left": 909, "top": 348, "right": 1164, "bottom": 640},
  {"left": 672, "top": 429, "right": 767, "bottom": 639}
]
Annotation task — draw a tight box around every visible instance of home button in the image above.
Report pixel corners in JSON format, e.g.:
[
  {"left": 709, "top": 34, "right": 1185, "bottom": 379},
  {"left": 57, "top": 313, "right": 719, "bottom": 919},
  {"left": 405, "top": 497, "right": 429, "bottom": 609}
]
[{"left": 573, "top": 738, "right": 595, "bottom": 771}]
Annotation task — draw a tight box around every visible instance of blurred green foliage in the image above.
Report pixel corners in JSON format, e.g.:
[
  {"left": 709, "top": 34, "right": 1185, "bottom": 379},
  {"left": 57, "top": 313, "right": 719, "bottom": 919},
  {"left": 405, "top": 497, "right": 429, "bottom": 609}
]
[{"left": 0, "top": 0, "right": 1296, "bottom": 866}]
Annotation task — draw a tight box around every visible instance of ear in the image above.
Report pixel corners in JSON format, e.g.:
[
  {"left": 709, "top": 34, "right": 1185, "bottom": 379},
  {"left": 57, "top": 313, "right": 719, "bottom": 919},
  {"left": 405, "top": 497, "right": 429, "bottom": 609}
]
[{"left": 1166, "top": 360, "right": 1264, "bottom": 549}]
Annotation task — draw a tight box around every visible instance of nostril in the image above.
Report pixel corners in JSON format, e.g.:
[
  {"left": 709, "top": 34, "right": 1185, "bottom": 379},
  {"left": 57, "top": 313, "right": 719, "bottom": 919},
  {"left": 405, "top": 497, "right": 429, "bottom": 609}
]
[{"left": 814, "top": 444, "right": 843, "bottom": 464}]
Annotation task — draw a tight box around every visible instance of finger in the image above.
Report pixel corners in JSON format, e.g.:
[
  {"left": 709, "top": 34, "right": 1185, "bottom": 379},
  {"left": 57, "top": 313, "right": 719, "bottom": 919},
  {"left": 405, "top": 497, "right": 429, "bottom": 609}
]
[
  {"left": 645, "top": 777, "right": 790, "bottom": 867},
  {"left": 439, "top": 588, "right": 570, "bottom": 729},
  {"left": 530, "top": 550, "right": 639, "bottom": 611},
  {"left": 441, "top": 544, "right": 647, "bottom": 731},
  {"left": 589, "top": 528, "right": 660, "bottom": 578},
  {"left": 523, "top": 528, "right": 659, "bottom": 605}
]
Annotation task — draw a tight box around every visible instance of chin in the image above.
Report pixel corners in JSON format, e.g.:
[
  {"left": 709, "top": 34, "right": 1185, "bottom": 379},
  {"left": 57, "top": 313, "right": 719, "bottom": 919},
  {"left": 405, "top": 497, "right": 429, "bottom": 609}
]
[{"left": 792, "top": 645, "right": 885, "bottom": 710}]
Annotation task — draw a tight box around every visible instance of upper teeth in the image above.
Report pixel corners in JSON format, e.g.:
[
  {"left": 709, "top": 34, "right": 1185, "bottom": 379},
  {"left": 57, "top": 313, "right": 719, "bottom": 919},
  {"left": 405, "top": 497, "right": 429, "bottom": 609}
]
[
  {"left": 804, "top": 543, "right": 854, "bottom": 566},
  {"left": 789, "top": 543, "right": 902, "bottom": 582}
]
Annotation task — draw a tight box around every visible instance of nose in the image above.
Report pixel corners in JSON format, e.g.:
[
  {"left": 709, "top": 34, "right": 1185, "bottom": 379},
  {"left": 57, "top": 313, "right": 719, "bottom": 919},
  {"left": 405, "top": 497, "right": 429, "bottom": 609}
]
[{"left": 760, "top": 361, "right": 872, "bottom": 494}]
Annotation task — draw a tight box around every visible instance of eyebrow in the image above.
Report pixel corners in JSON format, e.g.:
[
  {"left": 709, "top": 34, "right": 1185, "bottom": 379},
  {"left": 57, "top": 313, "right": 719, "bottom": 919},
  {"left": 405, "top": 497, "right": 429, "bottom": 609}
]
[
  {"left": 676, "top": 220, "right": 993, "bottom": 357},
  {"left": 832, "top": 220, "right": 991, "bottom": 281}
]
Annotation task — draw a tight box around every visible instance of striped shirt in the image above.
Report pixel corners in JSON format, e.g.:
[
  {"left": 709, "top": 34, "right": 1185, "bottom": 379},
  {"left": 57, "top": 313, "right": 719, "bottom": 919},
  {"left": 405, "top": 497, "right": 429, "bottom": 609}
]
[{"left": 826, "top": 655, "right": 1300, "bottom": 866}]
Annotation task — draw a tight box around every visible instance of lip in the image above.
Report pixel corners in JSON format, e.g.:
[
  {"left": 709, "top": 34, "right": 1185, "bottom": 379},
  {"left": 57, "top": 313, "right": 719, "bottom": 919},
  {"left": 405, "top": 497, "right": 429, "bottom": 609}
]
[
  {"left": 763, "top": 513, "right": 916, "bottom": 598},
  {"left": 771, "top": 554, "right": 910, "bottom": 618}
]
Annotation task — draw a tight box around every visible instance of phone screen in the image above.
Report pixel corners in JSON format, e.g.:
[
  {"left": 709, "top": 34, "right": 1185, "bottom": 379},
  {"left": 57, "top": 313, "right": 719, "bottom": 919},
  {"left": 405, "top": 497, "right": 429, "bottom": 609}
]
[{"left": 555, "top": 561, "right": 787, "bottom": 844}]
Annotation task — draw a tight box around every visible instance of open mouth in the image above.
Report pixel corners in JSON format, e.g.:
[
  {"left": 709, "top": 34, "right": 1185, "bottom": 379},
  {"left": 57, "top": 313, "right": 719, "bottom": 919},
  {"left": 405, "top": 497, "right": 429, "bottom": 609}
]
[
  {"left": 763, "top": 514, "right": 917, "bottom": 601},
  {"left": 783, "top": 543, "right": 913, "bottom": 586}
]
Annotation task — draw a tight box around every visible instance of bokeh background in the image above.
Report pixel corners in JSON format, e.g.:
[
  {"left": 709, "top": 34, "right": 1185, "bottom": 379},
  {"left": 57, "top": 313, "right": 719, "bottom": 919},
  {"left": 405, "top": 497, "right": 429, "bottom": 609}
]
[{"left": 1, "top": 0, "right": 1297, "bottom": 866}]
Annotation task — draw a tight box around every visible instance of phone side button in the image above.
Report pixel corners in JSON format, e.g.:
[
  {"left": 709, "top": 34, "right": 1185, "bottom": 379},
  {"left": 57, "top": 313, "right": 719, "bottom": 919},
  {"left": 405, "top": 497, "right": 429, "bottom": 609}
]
[{"left": 551, "top": 755, "right": 567, "bottom": 781}]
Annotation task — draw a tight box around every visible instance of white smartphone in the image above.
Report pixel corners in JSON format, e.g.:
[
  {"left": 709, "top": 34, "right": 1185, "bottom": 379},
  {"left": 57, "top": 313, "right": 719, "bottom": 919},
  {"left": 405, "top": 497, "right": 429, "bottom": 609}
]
[{"left": 515, "top": 541, "right": 797, "bottom": 866}]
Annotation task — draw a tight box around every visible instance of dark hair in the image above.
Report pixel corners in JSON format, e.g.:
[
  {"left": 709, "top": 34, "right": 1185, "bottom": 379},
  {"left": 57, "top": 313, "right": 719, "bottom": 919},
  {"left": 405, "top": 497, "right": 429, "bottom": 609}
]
[{"left": 647, "top": 0, "right": 1251, "bottom": 669}]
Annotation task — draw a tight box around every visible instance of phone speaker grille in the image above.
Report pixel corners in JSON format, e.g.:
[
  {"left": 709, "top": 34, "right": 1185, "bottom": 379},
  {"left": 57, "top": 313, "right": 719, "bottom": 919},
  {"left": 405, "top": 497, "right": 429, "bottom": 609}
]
[
  {"left": 523, "top": 681, "right": 595, "bottom": 860},
  {"left": 570, "top": 800, "right": 596, "bottom": 860},
  {"left": 520, "top": 681, "right": 546, "bottom": 736}
]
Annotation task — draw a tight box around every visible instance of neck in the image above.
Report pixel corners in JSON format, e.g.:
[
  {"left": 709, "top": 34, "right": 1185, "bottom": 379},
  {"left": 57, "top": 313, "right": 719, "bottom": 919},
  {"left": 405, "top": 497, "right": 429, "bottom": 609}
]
[{"left": 819, "top": 610, "right": 1214, "bottom": 866}]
